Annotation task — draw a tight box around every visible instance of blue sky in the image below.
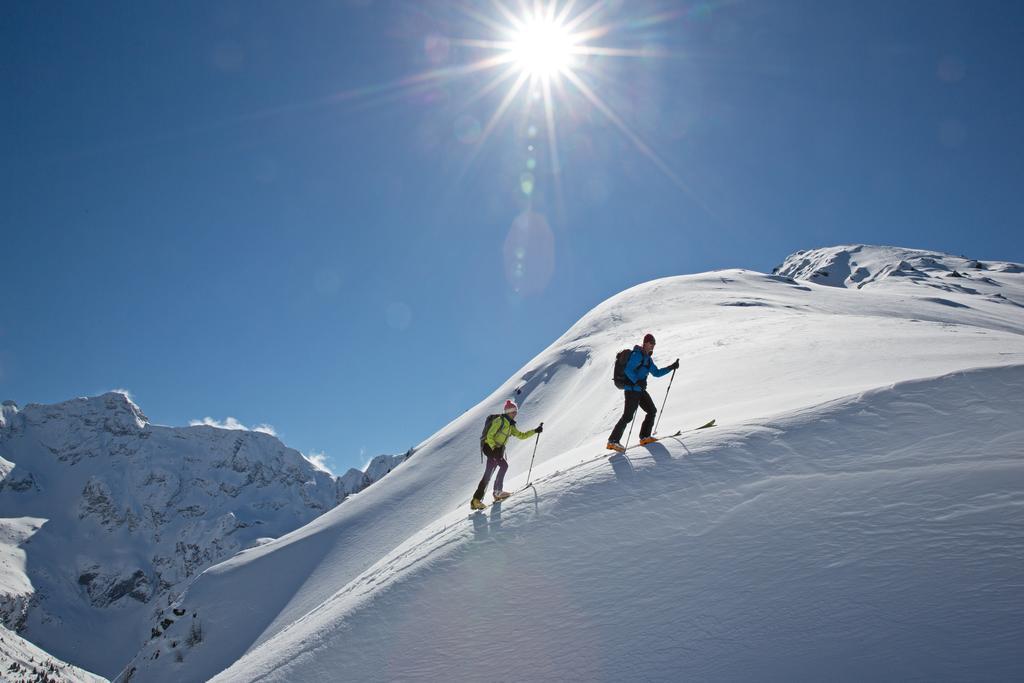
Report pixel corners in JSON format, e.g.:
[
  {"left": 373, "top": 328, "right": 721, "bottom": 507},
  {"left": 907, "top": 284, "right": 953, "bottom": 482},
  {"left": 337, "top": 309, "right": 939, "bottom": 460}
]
[{"left": 3, "top": 1, "right": 1023, "bottom": 473}]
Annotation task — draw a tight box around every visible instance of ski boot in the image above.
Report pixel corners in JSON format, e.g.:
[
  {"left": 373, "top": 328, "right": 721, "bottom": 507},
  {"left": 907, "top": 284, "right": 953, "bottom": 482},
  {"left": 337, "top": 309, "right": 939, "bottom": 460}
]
[
  {"left": 470, "top": 498, "right": 486, "bottom": 510},
  {"left": 605, "top": 441, "right": 625, "bottom": 453},
  {"left": 493, "top": 490, "right": 511, "bottom": 502},
  {"left": 639, "top": 437, "right": 657, "bottom": 446}
]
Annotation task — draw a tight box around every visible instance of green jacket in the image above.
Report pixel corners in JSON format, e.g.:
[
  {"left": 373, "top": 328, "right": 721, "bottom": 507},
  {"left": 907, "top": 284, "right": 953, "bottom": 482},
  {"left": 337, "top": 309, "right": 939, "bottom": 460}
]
[{"left": 483, "top": 415, "right": 537, "bottom": 450}]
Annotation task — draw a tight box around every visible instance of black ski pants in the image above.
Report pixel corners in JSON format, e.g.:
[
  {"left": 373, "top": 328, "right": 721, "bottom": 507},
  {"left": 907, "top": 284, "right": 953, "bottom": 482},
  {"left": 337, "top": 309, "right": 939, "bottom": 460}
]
[
  {"left": 609, "top": 389, "right": 656, "bottom": 443},
  {"left": 473, "top": 444, "right": 508, "bottom": 500}
]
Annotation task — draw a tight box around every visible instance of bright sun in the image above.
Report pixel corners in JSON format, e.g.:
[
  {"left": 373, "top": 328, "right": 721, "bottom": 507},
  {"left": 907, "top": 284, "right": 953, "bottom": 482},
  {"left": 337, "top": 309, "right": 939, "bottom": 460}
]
[
  {"left": 348, "top": 1, "right": 689, "bottom": 194},
  {"left": 508, "top": 17, "right": 576, "bottom": 78}
]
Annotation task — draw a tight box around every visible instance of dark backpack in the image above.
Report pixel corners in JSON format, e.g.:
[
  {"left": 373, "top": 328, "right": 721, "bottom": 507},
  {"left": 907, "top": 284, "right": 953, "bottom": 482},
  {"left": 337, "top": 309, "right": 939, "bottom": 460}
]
[
  {"left": 612, "top": 348, "right": 649, "bottom": 389},
  {"left": 612, "top": 349, "right": 632, "bottom": 389}
]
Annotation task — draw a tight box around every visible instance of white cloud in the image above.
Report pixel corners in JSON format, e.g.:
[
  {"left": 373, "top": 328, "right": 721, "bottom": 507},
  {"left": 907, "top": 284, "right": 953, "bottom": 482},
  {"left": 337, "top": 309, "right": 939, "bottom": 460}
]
[
  {"left": 190, "top": 417, "right": 246, "bottom": 430},
  {"left": 303, "top": 451, "right": 334, "bottom": 475},
  {"left": 189, "top": 417, "right": 277, "bottom": 437},
  {"left": 253, "top": 424, "right": 278, "bottom": 437}
]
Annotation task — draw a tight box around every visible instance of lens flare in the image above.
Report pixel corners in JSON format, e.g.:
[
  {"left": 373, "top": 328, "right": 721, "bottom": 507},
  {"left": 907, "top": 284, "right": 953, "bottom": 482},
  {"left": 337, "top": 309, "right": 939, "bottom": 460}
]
[
  {"left": 504, "top": 211, "right": 555, "bottom": 296},
  {"left": 306, "top": 1, "right": 697, "bottom": 206},
  {"left": 520, "top": 172, "right": 536, "bottom": 195}
]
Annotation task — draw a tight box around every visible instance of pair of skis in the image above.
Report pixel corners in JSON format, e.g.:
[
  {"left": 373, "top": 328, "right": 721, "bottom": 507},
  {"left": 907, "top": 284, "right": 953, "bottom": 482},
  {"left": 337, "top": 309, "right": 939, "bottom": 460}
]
[{"left": 611, "top": 418, "right": 716, "bottom": 453}]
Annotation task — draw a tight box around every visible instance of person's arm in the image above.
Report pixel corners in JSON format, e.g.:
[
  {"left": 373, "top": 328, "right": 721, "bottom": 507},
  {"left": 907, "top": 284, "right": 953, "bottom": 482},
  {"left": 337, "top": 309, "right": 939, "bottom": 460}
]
[
  {"left": 510, "top": 423, "right": 538, "bottom": 440},
  {"left": 624, "top": 349, "right": 643, "bottom": 384},
  {"left": 650, "top": 358, "right": 680, "bottom": 378}
]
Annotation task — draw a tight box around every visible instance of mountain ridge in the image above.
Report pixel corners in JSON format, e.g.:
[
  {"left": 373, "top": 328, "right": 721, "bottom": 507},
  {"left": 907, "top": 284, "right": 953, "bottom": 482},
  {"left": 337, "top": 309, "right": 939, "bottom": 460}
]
[{"left": 0, "top": 392, "right": 410, "bottom": 678}]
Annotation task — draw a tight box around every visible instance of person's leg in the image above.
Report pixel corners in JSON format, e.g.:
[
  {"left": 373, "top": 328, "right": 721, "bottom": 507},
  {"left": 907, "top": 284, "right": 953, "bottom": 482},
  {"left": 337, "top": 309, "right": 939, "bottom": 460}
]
[
  {"left": 638, "top": 390, "right": 658, "bottom": 439},
  {"left": 473, "top": 456, "right": 497, "bottom": 500},
  {"left": 493, "top": 456, "right": 509, "bottom": 493},
  {"left": 608, "top": 391, "right": 641, "bottom": 442}
]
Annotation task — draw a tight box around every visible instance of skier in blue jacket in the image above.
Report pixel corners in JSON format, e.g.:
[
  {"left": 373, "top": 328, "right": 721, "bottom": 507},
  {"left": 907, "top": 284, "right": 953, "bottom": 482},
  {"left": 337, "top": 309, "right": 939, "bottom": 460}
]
[{"left": 606, "top": 333, "right": 678, "bottom": 452}]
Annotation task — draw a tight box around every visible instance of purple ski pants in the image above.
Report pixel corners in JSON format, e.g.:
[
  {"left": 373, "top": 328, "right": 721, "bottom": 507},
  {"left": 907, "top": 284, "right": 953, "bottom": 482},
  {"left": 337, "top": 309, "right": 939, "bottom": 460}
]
[{"left": 473, "top": 447, "right": 508, "bottom": 500}]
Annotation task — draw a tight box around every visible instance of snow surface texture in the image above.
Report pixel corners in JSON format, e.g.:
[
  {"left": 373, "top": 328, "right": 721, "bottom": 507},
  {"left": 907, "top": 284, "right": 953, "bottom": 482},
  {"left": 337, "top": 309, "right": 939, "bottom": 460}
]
[
  {"left": 0, "top": 393, "right": 409, "bottom": 679},
  {"left": 121, "top": 245, "right": 1024, "bottom": 682},
  {"left": 0, "top": 517, "right": 42, "bottom": 633},
  {"left": 0, "top": 624, "right": 105, "bottom": 683}
]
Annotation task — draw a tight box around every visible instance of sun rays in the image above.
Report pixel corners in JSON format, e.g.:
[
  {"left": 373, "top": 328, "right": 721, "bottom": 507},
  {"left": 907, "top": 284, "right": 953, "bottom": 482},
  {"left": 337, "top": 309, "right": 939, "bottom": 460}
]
[{"left": 380, "top": 0, "right": 695, "bottom": 196}]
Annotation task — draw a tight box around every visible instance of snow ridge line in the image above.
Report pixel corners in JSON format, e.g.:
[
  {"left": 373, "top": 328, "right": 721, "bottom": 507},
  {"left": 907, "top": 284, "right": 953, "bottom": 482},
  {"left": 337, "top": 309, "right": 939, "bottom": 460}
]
[
  {"left": 471, "top": 361, "right": 1018, "bottom": 543},
  {"left": 518, "top": 360, "right": 1024, "bottom": 508}
]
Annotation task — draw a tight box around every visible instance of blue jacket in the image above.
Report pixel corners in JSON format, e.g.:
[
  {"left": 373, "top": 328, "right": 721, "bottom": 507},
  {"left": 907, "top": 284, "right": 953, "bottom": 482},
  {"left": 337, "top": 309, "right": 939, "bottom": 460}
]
[{"left": 624, "top": 345, "right": 671, "bottom": 391}]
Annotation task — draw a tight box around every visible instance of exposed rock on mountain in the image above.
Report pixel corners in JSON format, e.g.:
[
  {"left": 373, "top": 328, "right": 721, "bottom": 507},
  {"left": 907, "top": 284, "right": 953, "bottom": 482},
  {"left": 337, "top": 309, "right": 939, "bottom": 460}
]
[{"left": 0, "top": 392, "right": 409, "bottom": 678}]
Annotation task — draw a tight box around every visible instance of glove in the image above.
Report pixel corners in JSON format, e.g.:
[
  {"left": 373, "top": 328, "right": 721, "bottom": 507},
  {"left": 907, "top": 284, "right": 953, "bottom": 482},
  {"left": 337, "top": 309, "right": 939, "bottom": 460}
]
[
  {"left": 669, "top": 359, "right": 680, "bottom": 371},
  {"left": 534, "top": 424, "right": 544, "bottom": 434}
]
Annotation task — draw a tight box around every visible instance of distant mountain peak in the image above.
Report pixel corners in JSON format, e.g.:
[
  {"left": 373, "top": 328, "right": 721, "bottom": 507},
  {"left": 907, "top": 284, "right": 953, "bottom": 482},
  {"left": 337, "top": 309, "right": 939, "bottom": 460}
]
[
  {"left": 20, "top": 391, "right": 150, "bottom": 432},
  {"left": 0, "top": 391, "right": 411, "bottom": 678},
  {"left": 774, "top": 244, "right": 1022, "bottom": 291}
]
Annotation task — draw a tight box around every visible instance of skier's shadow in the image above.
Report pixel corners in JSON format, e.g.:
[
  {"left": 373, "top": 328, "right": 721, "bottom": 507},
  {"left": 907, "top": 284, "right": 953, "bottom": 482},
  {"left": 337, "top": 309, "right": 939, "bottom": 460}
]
[
  {"left": 644, "top": 441, "right": 673, "bottom": 464},
  {"left": 608, "top": 442, "right": 675, "bottom": 483},
  {"left": 489, "top": 500, "right": 504, "bottom": 532},
  {"left": 608, "top": 452, "right": 635, "bottom": 481},
  {"left": 471, "top": 498, "right": 513, "bottom": 541},
  {"left": 518, "top": 484, "right": 541, "bottom": 520},
  {"left": 471, "top": 510, "right": 488, "bottom": 540},
  {"left": 663, "top": 436, "right": 694, "bottom": 458}
]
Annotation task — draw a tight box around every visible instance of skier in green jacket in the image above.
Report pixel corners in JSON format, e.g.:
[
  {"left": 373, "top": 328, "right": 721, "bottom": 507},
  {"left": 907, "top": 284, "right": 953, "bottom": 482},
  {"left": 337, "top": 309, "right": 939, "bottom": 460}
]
[{"left": 471, "top": 399, "right": 542, "bottom": 509}]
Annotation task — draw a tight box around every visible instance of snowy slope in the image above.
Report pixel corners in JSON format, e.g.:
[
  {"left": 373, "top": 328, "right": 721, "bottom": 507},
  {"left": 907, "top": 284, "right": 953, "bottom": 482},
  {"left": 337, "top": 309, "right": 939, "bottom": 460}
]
[
  {"left": 0, "top": 516, "right": 42, "bottom": 633},
  {"left": 0, "top": 624, "right": 105, "bottom": 683},
  {"left": 214, "top": 366, "right": 1024, "bottom": 682},
  {"left": 125, "top": 245, "right": 1024, "bottom": 681},
  {"left": 0, "top": 393, "right": 409, "bottom": 678}
]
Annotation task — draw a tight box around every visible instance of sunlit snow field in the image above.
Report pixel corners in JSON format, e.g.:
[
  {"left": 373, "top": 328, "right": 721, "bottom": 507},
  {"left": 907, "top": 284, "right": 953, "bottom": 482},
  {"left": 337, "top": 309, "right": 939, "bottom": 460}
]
[{"left": 123, "top": 246, "right": 1024, "bottom": 682}]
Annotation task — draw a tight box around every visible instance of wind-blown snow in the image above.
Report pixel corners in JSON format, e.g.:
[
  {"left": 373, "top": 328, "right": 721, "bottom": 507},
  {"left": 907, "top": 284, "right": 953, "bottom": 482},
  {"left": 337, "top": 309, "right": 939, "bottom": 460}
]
[
  {"left": 188, "top": 416, "right": 278, "bottom": 437},
  {"left": 0, "top": 401, "right": 17, "bottom": 430},
  {"left": 122, "top": 245, "right": 1024, "bottom": 682}
]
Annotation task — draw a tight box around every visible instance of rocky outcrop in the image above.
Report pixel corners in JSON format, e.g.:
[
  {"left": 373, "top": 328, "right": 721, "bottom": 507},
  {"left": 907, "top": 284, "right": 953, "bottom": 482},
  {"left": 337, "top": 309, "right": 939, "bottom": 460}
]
[
  {"left": 0, "top": 623, "right": 105, "bottom": 683},
  {"left": 338, "top": 450, "right": 413, "bottom": 498},
  {"left": 0, "top": 392, "right": 412, "bottom": 678}
]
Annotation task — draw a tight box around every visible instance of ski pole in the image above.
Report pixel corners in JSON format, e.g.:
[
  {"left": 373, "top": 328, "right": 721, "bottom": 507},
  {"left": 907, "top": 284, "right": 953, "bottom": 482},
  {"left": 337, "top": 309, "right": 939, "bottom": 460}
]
[
  {"left": 624, "top": 412, "right": 637, "bottom": 451},
  {"left": 525, "top": 423, "right": 543, "bottom": 488},
  {"left": 654, "top": 368, "right": 677, "bottom": 434}
]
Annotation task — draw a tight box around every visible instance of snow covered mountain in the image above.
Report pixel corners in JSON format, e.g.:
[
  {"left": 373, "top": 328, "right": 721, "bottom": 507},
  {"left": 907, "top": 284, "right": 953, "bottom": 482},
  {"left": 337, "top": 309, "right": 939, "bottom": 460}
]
[
  {"left": 0, "top": 393, "right": 410, "bottom": 679},
  {"left": 0, "top": 624, "right": 105, "bottom": 683},
  {"left": 121, "top": 245, "right": 1024, "bottom": 682},
  {"left": 775, "top": 244, "right": 1024, "bottom": 294}
]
